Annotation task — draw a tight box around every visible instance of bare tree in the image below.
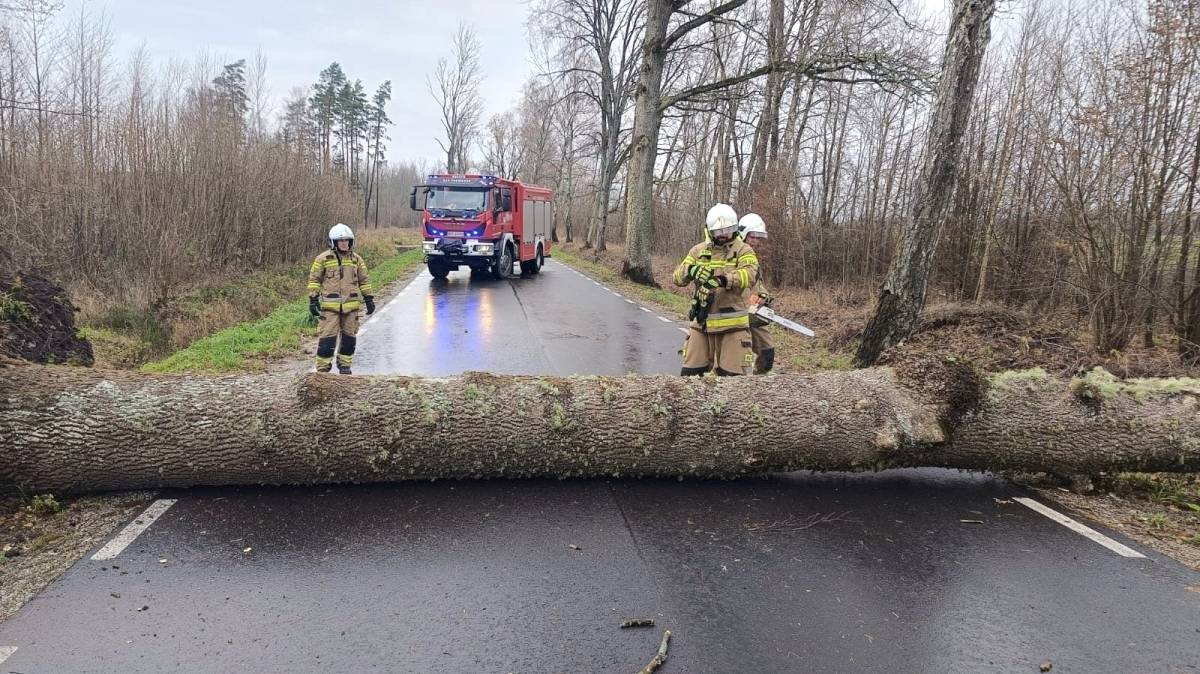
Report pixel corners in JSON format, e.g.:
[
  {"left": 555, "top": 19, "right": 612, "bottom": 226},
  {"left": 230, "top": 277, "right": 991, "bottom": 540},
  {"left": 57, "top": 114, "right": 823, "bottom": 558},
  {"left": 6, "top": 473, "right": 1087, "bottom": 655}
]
[
  {"left": 247, "top": 49, "right": 270, "bottom": 142},
  {"left": 856, "top": 0, "right": 998, "bottom": 367},
  {"left": 481, "top": 110, "right": 524, "bottom": 178},
  {"left": 621, "top": 0, "right": 929, "bottom": 286},
  {"left": 428, "top": 22, "right": 483, "bottom": 172},
  {"left": 535, "top": 0, "right": 644, "bottom": 252},
  {"left": 622, "top": 0, "right": 750, "bottom": 284}
]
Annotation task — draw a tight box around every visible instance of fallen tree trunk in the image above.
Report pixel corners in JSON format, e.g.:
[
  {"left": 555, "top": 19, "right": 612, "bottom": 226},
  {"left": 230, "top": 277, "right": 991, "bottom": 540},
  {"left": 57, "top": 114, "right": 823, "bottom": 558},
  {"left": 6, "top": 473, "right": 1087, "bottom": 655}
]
[{"left": 1, "top": 361, "right": 1197, "bottom": 491}]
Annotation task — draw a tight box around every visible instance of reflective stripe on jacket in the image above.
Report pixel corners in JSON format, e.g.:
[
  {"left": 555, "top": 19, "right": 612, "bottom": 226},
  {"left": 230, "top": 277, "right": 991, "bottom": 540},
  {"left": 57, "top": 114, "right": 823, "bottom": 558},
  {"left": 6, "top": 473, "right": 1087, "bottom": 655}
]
[
  {"left": 672, "top": 238, "right": 759, "bottom": 333},
  {"left": 307, "top": 250, "right": 373, "bottom": 314}
]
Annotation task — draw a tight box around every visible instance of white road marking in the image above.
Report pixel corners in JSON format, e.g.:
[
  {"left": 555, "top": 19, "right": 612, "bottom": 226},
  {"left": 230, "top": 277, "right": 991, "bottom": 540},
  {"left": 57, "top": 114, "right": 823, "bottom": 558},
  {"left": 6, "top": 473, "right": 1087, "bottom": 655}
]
[
  {"left": 1014, "top": 497, "right": 1146, "bottom": 558},
  {"left": 624, "top": 299, "right": 635, "bottom": 304},
  {"left": 678, "top": 327, "right": 689, "bottom": 334},
  {"left": 91, "top": 499, "right": 178, "bottom": 561},
  {"left": 0, "top": 647, "right": 16, "bottom": 665},
  {"left": 640, "top": 307, "right": 652, "bottom": 313},
  {"left": 658, "top": 316, "right": 673, "bottom": 323}
]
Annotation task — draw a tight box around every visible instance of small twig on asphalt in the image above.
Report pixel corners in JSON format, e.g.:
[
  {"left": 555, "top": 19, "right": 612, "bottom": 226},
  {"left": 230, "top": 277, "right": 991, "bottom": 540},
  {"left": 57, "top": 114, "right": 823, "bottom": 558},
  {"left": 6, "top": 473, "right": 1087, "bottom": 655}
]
[
  {"left": 637, "top": 629, "right": 672, "bottom": 674},
  {"left": 620, "top": 618, "right": 655, "bottom": 628}
]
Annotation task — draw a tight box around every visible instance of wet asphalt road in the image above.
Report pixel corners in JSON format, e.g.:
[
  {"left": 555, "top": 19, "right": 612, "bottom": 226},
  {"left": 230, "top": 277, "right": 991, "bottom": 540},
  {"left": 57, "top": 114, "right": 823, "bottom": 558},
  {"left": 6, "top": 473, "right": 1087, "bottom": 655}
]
[{"left": 1, "top": 261, "right": 1198, "bottom": 673}]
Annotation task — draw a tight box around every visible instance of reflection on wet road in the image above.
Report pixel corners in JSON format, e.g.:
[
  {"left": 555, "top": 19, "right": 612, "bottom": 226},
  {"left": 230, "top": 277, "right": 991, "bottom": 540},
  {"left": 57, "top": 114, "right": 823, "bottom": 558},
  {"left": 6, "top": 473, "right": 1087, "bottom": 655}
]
[{"left": 354, "top": 260, "right": 684, "bottom": 376}]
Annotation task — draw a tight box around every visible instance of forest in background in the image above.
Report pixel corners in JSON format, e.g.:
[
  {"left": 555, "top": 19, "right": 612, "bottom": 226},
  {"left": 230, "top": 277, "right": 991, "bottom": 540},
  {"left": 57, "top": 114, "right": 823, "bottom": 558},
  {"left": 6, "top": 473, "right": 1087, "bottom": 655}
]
[
  {"left": 0, "top": 1, "right": 413, "bottom": 311},
  {"left": 3, "top": 0, "right": 1200, "bottom": 363},
  {"left": 435, "top": 0, "right": 1200, "bottom": 360}
]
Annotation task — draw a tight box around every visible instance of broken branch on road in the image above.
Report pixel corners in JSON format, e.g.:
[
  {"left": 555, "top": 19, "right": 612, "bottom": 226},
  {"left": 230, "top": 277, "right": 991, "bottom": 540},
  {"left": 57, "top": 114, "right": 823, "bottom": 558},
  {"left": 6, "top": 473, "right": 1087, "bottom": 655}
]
[{"left": 638, "top": 629, "right": 672, "bottom": 674}]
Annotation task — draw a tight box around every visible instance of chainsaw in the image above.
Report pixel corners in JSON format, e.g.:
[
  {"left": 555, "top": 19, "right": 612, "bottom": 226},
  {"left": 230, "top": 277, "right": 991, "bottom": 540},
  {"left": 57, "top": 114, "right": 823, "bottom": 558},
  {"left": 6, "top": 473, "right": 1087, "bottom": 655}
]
[{"left": 749, "top": 302, "right": 816, "bottom": 337}]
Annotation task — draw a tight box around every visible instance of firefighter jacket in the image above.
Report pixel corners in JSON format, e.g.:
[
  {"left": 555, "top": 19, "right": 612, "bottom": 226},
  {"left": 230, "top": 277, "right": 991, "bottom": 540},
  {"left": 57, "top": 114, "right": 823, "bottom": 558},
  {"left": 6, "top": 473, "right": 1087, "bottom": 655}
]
[
  {"left": 307, "top": 250, "right": 373, "bottom": 314},
  {"left": 672, "top": 238, "right": 759, "bottom": 333}
]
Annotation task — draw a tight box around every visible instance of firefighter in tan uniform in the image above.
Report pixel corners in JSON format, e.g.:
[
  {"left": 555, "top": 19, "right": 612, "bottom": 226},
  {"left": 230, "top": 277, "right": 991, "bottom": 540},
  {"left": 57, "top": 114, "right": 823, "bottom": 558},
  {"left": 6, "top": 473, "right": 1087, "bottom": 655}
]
[
  {"left": 307, "top": 223, "right": 375, "bottom": 374},
  {"left": 738, "top": 213, "right": 775, "bottom": 374},
  {"left": 672, "top": 204, "right": 759, "bottom": 376}
]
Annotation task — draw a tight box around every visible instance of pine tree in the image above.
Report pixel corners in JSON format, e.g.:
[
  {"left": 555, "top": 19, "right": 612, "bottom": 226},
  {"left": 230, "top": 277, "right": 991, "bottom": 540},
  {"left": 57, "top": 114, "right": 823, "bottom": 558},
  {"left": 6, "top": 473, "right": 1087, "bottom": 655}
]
[
  {"left": 281, "top": 91, "right": 316, "bottom": 160},
  {"left": 212, "top": 59, "right": 248, "bottom": 138},
  {"left": 336, "top": 80, "right": 368, "bottom": 185},
  {"left": 310, "top": 63, "right": 346, "bottom": 172},
  {"left": 364, "top": 81, "right": 393, "bottom": 226}
]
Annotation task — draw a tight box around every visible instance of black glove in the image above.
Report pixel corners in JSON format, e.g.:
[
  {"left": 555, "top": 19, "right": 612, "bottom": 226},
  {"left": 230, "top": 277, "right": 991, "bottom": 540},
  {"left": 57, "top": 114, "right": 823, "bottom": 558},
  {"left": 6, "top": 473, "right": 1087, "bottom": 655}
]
[
  {"left": 309, "top": 296, "right": 320, "bottom": 317},
  {"left": 364, "top": 295, "right": 376, "bottom": 315},
  {"left": 715, "top": 274, "right": 728, "bottom": 288}
]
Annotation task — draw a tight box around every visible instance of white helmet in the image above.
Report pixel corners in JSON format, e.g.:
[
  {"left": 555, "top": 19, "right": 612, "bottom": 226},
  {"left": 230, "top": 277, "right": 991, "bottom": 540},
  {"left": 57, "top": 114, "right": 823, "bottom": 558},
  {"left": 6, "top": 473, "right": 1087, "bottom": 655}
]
[
  {"left": 738, "top": 213, "right": 768, "bottom": 240},
  {"left": 705, "top": 203, "right": 739, "bottom": 240},
  {"left": 328, "top": 223, "right": 354, "bottom": 249}
]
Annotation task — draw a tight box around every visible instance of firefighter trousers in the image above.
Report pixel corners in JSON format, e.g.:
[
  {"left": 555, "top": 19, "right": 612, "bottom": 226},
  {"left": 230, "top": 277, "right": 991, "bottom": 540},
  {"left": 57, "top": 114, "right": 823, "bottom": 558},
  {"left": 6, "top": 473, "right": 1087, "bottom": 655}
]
[
  {"left": 749, "top": 318, "right": 776, "bottom": 374},
  {"left": 680, "top": 327, "right": 753, "bottom": 376},
  {"left": 315, "top": 310, "right": 360, "bottom": 372}
]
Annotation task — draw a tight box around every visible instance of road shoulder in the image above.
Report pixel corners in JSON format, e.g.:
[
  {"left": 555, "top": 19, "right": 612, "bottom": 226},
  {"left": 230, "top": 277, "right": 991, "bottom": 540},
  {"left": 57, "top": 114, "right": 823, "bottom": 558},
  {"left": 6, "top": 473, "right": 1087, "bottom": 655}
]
[{"left": 1, "top": 491, "right": 153, "bottom": 623}]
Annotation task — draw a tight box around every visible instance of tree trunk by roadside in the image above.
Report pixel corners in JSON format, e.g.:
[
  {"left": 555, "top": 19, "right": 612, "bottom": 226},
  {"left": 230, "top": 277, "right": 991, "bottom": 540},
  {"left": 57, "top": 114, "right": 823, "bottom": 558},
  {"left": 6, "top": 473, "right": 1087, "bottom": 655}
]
[
  {"left": 855, "top": 0, "right": 998, "bottom": 367},
  {"left": 621, "top": 0, "right": 671, "bottom": 287},
  {"left": 1176, "top": 120, "right": 1200, "bottom": 362},
  {"left": 3, "top": 360, "right": 1197, "bottom": 492}
]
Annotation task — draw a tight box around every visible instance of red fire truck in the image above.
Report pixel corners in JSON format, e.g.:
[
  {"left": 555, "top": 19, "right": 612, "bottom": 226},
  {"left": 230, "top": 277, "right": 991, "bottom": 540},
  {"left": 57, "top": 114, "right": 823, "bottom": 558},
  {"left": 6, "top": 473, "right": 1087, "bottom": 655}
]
[{"left": 409, "top": 174, "right": 553, "bottom": 280}]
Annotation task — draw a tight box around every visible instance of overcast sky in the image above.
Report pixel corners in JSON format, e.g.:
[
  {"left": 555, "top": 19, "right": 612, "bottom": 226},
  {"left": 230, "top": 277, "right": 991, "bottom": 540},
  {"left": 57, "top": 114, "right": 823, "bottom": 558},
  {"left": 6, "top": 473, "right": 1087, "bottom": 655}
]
[
  {"left": 77, "top": 0, "right": 951, "bottom": 166},
  {"left": 83, "top": 0, "right": 534, "bottom": 164}
]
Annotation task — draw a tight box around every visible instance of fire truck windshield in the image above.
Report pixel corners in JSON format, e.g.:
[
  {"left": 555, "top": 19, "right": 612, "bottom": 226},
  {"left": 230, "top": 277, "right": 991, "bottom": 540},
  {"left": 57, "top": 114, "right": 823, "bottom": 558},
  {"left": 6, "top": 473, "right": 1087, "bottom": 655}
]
[{"left": 425, "top": 187, "right": 488, "bottom": 213}]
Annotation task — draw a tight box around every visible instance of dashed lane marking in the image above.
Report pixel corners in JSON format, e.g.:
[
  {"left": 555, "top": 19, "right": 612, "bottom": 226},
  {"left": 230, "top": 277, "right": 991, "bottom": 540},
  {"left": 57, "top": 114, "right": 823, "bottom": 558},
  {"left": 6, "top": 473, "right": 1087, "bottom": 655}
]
[
  {"left": 559, "top": 261, "right": 687, "bottom": 335},
  {"left": 1014, "top": 497, "right": 1146, "bottom": 558},
  {"left": 0, "top": 647, "right": 16, "bottom": 665},
  {"left": 91, "top": 499, "right": 178, "bottom": 561}
]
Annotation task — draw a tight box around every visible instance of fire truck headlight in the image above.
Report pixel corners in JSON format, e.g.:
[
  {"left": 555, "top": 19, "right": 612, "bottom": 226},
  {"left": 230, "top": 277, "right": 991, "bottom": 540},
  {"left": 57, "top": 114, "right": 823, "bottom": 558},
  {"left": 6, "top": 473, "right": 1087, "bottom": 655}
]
[
  {"left": 422, "top": 241, "right": 436, "bottom": 252},
  {"left": 473, "top": 244, "right": 494, "bottom": 254}
]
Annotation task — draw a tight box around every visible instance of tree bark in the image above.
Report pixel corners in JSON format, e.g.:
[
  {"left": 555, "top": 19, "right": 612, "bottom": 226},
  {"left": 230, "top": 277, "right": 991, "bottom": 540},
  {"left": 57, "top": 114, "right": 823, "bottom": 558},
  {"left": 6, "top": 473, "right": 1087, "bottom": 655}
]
[
  {"left": 746, "top": 0, "right": 786, "bottom": 197},
  {"left": 855, "top": 0, "right": 997, "bottom": 367},
  {"left": 621, "top": 0, "right": 671, "bottom": 287},
  {"left": 3, "top": 360, "right": 1198, "bottom": 492}
]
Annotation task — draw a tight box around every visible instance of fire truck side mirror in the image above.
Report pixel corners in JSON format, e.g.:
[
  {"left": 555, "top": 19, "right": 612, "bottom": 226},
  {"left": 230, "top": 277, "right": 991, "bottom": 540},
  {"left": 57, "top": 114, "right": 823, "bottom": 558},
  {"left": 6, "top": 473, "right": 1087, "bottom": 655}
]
[
  {"left": 501, "top": 190, "right": 512, "bottom": 212},
  {"left": 409, "top": 187, "right": 417, "bottom": 211}
]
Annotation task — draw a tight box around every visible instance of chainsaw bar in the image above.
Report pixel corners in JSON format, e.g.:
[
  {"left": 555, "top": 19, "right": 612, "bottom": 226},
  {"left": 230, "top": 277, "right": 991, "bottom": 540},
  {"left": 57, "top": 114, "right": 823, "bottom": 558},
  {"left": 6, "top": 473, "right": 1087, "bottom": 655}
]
[{"left": 750, "top": 305, "right": 816, "bottom": 337}]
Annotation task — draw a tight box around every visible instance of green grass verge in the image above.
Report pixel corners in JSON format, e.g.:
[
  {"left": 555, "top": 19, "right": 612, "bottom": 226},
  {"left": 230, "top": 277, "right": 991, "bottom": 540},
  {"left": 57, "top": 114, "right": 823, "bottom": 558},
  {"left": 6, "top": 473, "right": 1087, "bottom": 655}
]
[{"left": 142, "top": 249, "right": 425, "bottom": 373}]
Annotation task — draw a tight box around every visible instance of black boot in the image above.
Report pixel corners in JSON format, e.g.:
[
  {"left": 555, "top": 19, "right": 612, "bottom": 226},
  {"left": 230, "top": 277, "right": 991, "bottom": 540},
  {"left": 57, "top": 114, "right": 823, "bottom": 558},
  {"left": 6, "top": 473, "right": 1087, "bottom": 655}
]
[{"left": 338, "top": 366, "right": 352, "bottom": 375}]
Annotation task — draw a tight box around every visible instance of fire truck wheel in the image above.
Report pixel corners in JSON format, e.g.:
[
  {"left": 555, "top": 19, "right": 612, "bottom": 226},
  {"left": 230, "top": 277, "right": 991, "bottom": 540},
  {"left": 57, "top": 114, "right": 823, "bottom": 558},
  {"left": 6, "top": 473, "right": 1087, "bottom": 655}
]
[
  {"left": 427, "top": 261, "right": 450, "bottom": 280},
  {"left": 522, "top": 252, "right": 542, "bottom": 276},
  {"left": 493, "top": 244, "right": 514, "bottom": 280}
]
